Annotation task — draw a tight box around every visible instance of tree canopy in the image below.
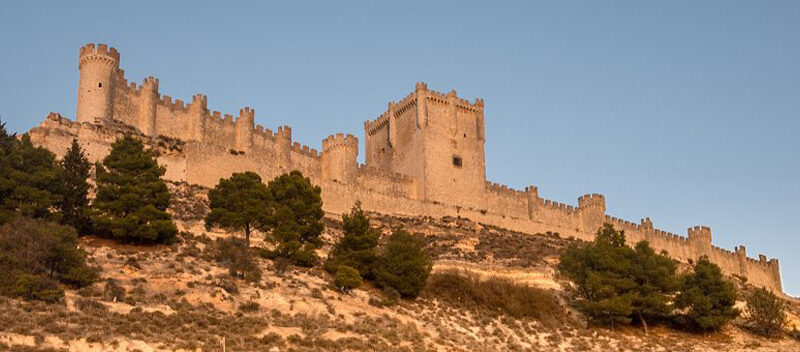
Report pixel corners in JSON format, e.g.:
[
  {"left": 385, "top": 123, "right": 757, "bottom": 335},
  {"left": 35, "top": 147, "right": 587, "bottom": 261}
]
[
  {"left": 559, "top": 224, "right": 680, "bottom": 331},
  {"left": 0, "top": 121, "right": 62, "bottom": 224},
  {"left": 374, "top": 227, "right": 432, "bottom": 298},
  {"left": 92, "top": 135, "right": 177, "bottom": 243},
  {"left": 58, "top": 139, "right": 92, "bottom": 234},
  {"left": 264, "top": 170, "right": 324, "bottom": 267},
  {"left": 205, "top": 171, "right": 272, "bottom": 246},
  {"left": 325, "top": 202, "right": 380, "bottom": 279},
  {"left": 674, "top": 256, "right": 739, "bottom": 332}
]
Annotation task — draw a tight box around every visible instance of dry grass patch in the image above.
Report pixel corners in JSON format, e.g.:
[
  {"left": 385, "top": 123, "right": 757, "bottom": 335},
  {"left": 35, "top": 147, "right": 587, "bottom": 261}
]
[{"left": 424, "top": 270, "right": 566, "bottom": 327}]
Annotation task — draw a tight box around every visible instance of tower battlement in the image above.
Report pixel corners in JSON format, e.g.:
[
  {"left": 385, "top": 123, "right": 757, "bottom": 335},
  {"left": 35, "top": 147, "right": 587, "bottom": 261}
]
[{"left": 79, "top": 43, "right": 120, "bottom": 68}]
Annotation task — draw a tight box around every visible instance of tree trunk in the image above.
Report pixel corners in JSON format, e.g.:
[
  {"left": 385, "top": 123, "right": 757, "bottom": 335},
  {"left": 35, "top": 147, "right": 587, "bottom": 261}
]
[
  {"left": 244, "top": 223, "right": 250, "bottom": 248},
  {"left": 639, "top": 312, "right": 649, "bottom": 335}
]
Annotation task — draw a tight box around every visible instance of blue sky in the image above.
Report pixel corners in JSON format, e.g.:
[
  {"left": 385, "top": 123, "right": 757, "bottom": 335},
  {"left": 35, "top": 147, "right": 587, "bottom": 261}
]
[{"left": 1, "top": 1, "right": 798, "bottom": 294}]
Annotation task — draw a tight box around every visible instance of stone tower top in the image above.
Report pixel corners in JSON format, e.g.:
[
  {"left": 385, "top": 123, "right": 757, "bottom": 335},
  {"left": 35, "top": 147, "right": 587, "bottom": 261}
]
[{"left": 79, "top": 43, "right": 120, "bottom": 69}]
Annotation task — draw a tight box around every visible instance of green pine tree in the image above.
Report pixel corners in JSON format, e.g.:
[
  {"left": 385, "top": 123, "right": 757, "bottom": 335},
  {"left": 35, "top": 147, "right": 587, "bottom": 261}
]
[
  {"left": 674, "top": 256, "right": 740, "bottom": 332},
  {"left": 745, "top": 287, "right": 787, "bottom": 337},
  {"left": 0, "top": 121, "right": 62, "bottom": 224},
  {"left": 628, "top": 241, "right": 680, "bottom": 333},
  {"left": 59, "top": 139, "right": 92, "bottom": 235},
  {"left": 325, "top": 202, "right": 380, "bottom": 279},
  {"left": 558, "top": 224, "right": 637, "bottom": 327},
  {"left": 374, "top": 227, "right": 432, "bottom": 298},
  {"left": 92, "top": 135, "right": 177, "bottom": 243},
  {"left": 265, "top": 171, "right": 324, "bottom": 267},
  {"left": 205, "top": 172, "right": 272, "bottom": 247}
]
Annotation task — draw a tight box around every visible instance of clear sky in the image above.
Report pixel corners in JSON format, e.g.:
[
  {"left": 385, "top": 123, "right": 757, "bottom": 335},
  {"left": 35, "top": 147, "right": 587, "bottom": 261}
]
[{"left": 1, "top": 1, "right": 798, "bottom": 294}]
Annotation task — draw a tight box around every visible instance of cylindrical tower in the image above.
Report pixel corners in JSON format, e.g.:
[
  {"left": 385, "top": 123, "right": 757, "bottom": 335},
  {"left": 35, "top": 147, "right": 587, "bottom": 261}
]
[
  {"left": 235, "top": 107, "right": 255, "bottom": 152},
  {"left": 138, "top": 76, "right": 159, "bottom": 136},
  {"left": 321, "top": 133, "right": 359, "bottom": 184},
  {"left": 77, "top": 43, "right": 120, "bottom": 124}
]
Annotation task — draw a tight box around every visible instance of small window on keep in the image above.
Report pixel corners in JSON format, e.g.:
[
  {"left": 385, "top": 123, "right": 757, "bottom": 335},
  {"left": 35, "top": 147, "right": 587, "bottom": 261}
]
[{"left": 452, "top": 155, "right": 462, "bottom": 167}]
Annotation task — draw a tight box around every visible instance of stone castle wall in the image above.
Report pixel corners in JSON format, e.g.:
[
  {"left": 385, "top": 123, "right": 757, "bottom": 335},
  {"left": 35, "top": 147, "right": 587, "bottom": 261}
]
[{"left": 28, "top": 43, "right": 783, "bottom": 293}]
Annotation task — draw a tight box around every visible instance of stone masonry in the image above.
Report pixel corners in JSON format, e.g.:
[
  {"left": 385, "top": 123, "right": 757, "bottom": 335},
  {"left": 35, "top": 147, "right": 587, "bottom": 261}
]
[{"left": 29, "top": 43, "right": 782, "bottom": 292}]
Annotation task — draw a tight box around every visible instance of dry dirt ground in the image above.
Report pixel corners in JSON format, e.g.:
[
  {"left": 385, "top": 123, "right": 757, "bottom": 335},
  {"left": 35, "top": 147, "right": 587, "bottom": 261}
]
[{"left": 1, "top": 182, "right": 799, "bottom": 351}]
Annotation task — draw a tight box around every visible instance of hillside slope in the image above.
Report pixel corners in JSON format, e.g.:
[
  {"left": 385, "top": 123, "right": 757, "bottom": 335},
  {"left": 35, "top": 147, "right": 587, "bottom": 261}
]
[{"left": 1, "top": 182, "right": 798, "bottom": 351}]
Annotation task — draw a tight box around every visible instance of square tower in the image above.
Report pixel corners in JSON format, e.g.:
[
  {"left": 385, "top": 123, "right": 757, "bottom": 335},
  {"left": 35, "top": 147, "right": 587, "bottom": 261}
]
[{"left": 364, "top": 83, "right": 487, "bottom": 209}]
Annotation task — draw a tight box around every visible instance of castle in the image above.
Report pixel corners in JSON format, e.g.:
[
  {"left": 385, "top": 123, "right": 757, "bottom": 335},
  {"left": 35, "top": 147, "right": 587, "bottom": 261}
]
[{"left": 29, "top": 43, "right": 783, "bottom": 292}]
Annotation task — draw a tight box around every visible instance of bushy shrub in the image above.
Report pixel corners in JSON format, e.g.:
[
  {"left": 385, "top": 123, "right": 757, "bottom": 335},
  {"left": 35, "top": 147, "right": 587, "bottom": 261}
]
[
  {"left": 745, "top": 287, "right": 786, "bottom": 337},
  {"left": 674, "top": 256, "right": 739, "bottom": 332},
  {"left": 334, "top": 265, "right": 362, "bottom": 292},
  {"left": 239, "top": 301, "right": 260, "bottom": 313},
  {"left": 214, "top": 237, "right": 261, "bottom": 282},
  {"left": 374, "top": 227, "right": 432, "bottom": 298},
  {"left": 13, "top": 274, "right": 63, "bottom": 303},
  {"left": 0, "top": 216, "right": 98, "bottom": 302},
  {"left": 426, "top": 270, "right": 564, "bottom": 325},
  {"left": 92, "top": 135, "right": 177, "bottom": 243}
]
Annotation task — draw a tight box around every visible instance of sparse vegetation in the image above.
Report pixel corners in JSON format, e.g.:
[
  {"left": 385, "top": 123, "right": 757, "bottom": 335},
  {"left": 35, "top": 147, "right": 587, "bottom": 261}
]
[{"left": 425, "top": 270, "right": 564, "bottom": 325}]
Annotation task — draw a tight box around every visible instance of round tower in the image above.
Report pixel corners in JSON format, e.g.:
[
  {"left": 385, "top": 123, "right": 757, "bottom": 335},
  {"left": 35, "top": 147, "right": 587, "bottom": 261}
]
[
  {"left": 321, "top": 133, "right": 358, "bottom": 184},
  {"left": 76, "top": 43, "right": 120, "bottom": 124}
]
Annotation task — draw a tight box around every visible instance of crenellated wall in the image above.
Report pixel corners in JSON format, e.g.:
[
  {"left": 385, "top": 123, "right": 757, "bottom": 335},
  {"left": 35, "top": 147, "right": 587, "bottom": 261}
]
[{"left": 28, "top": 43, "right": 783, "bottom": 294}]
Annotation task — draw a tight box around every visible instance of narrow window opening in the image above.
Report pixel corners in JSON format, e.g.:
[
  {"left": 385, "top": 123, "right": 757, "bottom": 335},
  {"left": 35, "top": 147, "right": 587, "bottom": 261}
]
[
  {"left": 98, "top": 82, "right": 102, "bottom": 88},
  {"left": 452, "top": 155, "right": 462, "bottom": 167}
]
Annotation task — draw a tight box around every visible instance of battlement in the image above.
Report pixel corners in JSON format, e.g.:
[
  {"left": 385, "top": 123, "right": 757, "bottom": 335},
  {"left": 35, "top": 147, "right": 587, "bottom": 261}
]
[
  {"left": 688, "top": 225, "right": 712, "bottom": 242},
  {"left": 578, "top": 193, "right": 606, "bottom": 209},
  {"left": 322, "top": 133, "right": 358, "bottom": 153},
  {"left": 238, "top": 107, "right": 255, "bottom": 121},
  {"left": 79, "top": 43, "right": 120, "bottom": 68},
  {"left": 142, "top": 76, "right": 159, "bottom": 91}
]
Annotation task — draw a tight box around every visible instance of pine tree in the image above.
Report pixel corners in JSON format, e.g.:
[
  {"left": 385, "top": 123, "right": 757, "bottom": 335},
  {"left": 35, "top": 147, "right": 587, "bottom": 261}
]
[
  {"left": 374, "top": 227, "right": 432, "bottom": 298},
  {"left": 205, "top": 172, "right": 272, "bottom": 247},
  {"left": 59, "top": 139, "right": 92, "bottom": 234},
  {"left": 92, "top": 135, "right": 177, "bottom": 243},
  {"left": 558, "top": 224, "right": 637, "bottom": 327},
  {"left": 745, "top": 287, "right": 787, "bottom": 337},
  {"left": 325, "top": 202, "right": 380, "bottom": 279},
  {"left": 674, "top": 256, "right": 739, "bottom": 332},
  {"left": 628, "top": 241, "right": 680, "bottom": 334},
  {"left": 0, "top": 121, "right": 62, "bottom": 224},
  {"left": 264, "top": 171, "right": 324, "bottom": 266}
]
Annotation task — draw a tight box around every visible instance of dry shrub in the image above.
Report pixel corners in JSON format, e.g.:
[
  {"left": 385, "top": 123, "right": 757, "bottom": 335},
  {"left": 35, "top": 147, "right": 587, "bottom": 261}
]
[{"left": 425, "top": 270, "right": 564, "bottom": 326}]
